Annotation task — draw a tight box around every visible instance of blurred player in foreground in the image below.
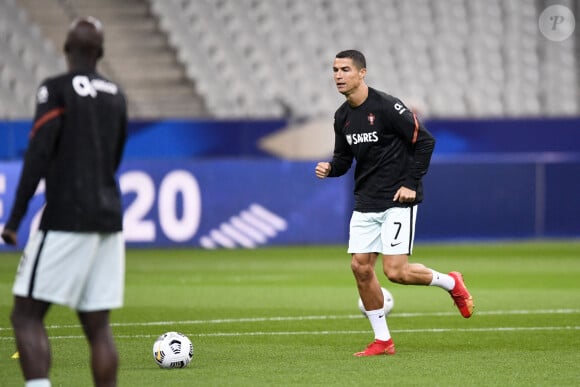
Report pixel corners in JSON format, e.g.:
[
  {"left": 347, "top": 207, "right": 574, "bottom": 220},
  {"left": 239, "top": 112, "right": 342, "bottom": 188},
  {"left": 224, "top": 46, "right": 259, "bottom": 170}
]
[
  {"left": 2, "top": 17, "right": 127, "bottom": 386},
  {"left": 315, "top": 50, "right": 473, "bottom": 357}
]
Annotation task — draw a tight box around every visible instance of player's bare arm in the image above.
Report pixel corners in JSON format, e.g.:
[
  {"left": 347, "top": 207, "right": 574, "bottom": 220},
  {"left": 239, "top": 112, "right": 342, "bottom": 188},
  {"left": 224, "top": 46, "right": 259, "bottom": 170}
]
[
  {"left": 315, "top": 162, "right": 331, "bottom": 179},
  {"left": 1, "top": 229, "right": 17, "bottom": 245},
  {"left": 393, "top": 186, "right": 416, "bottom": 203}
]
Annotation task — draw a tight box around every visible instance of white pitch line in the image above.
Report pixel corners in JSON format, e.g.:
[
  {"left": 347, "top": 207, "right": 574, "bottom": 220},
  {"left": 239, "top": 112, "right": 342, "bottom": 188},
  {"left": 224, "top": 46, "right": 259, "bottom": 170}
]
[
  {"left": 0, "top": 309, "right": 578, "bottom": 332},
  {"left": 1, "top": 326, "right": 578, "bottom": 341},
  {"left": 109, "top": 308, "right": 580, "bottom": 327},
  {"left": 183, "top": 326, "right": 580, "bottom": 338}
]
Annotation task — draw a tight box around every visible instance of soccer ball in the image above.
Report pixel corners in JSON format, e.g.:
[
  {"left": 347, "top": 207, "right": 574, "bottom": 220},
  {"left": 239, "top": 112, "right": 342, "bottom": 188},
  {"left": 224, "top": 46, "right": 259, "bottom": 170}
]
[
  {"left": 152, "top": 331, "right": 194, "bottom": 369},
  {"left": 357, "top": 287, "right": 394, "bottom": 316}
]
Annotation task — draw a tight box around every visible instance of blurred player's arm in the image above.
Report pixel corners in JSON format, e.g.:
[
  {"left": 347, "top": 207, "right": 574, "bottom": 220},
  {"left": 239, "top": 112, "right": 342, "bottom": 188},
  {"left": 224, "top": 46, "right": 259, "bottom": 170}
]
[
  {"left": 113, "top": 95, "right": 128, "bottom": 171},
  {"left": 2, "top": 84, "right": 63, "bottom": 245}
]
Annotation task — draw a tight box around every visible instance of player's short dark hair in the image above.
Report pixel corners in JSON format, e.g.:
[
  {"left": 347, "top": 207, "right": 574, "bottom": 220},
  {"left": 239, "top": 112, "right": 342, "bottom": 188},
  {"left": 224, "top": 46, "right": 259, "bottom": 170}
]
[
  {"left": 335, "top": 50, "right": 366, "bottom": 69},
  {"left": 64, "top": 16, "right": 104, "bottom": 59}
]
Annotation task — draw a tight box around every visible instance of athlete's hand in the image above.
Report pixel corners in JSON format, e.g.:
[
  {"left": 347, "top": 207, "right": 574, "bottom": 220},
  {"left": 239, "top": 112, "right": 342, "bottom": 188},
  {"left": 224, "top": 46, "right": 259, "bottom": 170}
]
[
  {"left": 1, "top": 228, "right": 17, "bottom": 246},
  {"left": 393, "top": 186, "right": 416, "bottom": 203},
  {"left": 315, "top": 162, "right": 331, "bottom": 179}
]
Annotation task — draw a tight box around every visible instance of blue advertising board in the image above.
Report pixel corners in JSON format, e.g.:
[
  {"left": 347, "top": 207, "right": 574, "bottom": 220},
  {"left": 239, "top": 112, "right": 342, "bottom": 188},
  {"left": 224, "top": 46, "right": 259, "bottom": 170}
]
[
  {"left": 2, "top": 117, "right": 580, "bottom": 160},
  {"left": 1, "top": 156, "right": 579, "bottom": 252},
  {"left": 1, "top": 117, "right": 579, "bottom": 250},
  {"left": 0, "top": 159, "right": 352, "bottom": 250}
]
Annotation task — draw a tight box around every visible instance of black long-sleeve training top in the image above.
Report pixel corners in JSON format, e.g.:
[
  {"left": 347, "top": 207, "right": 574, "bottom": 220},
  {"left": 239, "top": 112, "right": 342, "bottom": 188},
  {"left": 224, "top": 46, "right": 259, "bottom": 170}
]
[
  {"left": 329, "top": 87, "right": 435, "bottom": 212},
  {"left": 5, "top": 71, "right": 127, "bottom": 233}
]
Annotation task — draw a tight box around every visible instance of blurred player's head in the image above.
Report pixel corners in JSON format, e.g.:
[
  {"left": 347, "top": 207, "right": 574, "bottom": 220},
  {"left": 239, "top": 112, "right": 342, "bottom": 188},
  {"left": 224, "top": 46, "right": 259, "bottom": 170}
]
[
  {"left": 64, "top": 16, "right": 104, "bottom": 71},
  {"left": 333, "top": 50, "right": 367, "bottom": 97}
]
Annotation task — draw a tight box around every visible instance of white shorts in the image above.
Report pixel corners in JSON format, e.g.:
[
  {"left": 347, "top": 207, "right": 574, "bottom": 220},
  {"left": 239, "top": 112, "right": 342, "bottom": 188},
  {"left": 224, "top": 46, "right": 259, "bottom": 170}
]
[
  {"left": 13, "top": 230, "right": 125, "bottom": 312},
  {"left": 348, "top": 206, "right": 417, "bottom": 255}
]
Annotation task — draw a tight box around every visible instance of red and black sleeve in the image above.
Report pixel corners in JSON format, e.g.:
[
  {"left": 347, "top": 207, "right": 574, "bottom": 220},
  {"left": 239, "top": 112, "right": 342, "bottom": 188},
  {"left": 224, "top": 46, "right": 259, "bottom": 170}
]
[{"left": 4, "top": 80, "right": 64, "bottom": 231}]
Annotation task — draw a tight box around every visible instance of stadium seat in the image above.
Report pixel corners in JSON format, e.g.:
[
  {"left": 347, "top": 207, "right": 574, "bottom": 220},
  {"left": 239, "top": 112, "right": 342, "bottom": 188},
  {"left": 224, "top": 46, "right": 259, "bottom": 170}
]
[
  {"left": 2, "top": 0, "right": 578, "bottom": 119},
  {"left": 0, "top": 0, "right": 65, "bottom": 118}
]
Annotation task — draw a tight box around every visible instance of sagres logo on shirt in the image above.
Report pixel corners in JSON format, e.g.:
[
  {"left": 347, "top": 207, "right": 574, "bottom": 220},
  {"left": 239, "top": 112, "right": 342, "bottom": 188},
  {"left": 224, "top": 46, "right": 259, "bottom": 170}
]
[{"left": 346, "top": 131, "right": 378, "bottom": 146}]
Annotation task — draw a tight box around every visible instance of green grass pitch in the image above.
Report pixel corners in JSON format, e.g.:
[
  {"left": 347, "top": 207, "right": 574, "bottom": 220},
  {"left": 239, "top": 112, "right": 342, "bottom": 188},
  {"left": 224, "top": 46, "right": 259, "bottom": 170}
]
[{"left": 1, "top": 241, "right": 579, "bottom": 386}]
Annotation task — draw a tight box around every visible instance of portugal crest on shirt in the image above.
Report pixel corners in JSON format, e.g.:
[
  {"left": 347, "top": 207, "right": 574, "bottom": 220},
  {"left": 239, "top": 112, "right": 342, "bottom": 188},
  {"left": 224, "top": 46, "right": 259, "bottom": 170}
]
[{"left": 368, "top": 113, "right": 375, "bottom": 126}]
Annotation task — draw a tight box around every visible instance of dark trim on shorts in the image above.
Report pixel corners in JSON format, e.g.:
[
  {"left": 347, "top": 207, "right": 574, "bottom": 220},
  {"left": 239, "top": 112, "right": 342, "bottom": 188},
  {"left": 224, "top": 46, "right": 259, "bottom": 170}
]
[
  {"left": 407, "top": 206, "right": 414, "bottom": 255},
  {"left": 28, "top": 231, "right": 48, "bottom": 297}
]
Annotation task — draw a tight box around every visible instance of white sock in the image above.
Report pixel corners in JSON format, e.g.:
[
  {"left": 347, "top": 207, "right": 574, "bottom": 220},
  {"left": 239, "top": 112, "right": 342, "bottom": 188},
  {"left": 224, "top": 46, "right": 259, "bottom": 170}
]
[
  {"left": 26, "top": 379, "right": 51, "bottom": 387},
  {"left": 429, "top": 269, "right": 455, "bottom": 291},
  {"left": 366, "top": 308, "right": 391, "bottom": 341}
]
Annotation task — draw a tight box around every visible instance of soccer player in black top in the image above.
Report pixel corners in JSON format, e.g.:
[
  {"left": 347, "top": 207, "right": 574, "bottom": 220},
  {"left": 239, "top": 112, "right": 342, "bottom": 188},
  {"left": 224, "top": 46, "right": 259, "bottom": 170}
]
[
  {"left": 2, "top": 17, "right": 127, "bottom": 386},
  {"left": 315, "top": 50, "right": 473, "bottom": 357}
]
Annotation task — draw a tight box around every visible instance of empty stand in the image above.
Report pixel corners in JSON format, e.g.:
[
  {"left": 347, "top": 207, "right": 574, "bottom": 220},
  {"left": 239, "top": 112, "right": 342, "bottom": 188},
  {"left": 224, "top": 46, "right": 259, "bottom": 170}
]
[
  {"left": 148, "top": 0, "right": 578, "bottom": 118},
  {"left": 1, "top": 0, "right": 578, "bottom": 119},
  {"left": 0, "top": 0, "right": 64, "bottom": 118},
  {"left": 3, "top": 0, "right": 207, "bottom": 119}
]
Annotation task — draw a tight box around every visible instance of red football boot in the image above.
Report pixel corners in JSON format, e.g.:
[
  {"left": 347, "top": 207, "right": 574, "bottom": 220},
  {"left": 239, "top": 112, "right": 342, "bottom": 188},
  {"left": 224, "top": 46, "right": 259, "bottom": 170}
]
[
  {"left": 353, "top": 339, "right": 396, "bottom": 357},
  {"left": 449, "top": 271, "right": 474, "bottom": 318}
]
